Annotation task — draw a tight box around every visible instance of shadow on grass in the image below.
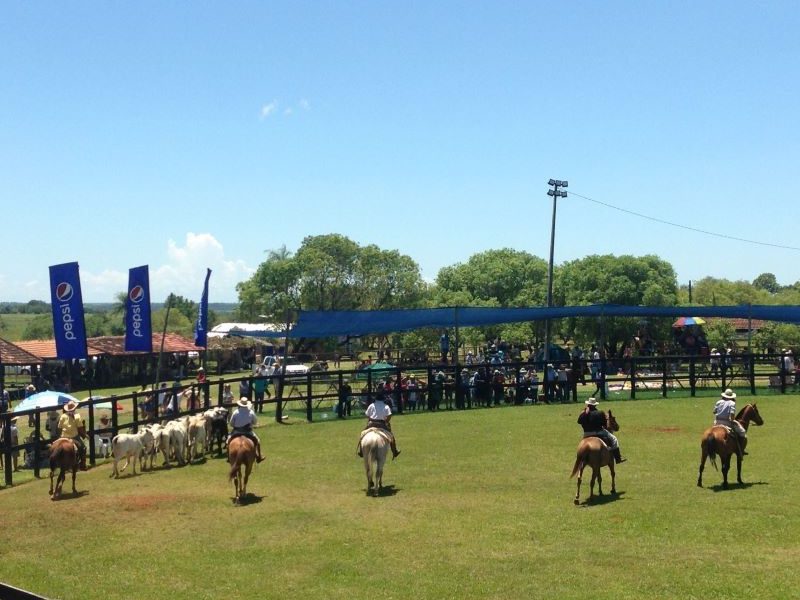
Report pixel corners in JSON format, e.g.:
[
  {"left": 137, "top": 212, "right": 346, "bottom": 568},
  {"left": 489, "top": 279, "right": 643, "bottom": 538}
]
[
  {"left": 52, "top": 489, "right": 90, "bottom": 501},
  {"left": 365, "top": 484, "right": 400, "bottom": 497},
  {"left": 577, "top": 490, "right": 625, "bottom": 507},
  {"left": 231, "top": 493, "right": 264, "bottom": 506},
  {"left": 709, "top": 480, "right": 769, "bottom": 493}
]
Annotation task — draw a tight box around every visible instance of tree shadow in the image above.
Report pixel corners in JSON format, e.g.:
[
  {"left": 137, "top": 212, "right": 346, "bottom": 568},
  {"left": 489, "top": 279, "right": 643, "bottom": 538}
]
[
  {"left": 577, "top": 490, "right": 625, "bottom": 507},
  {"left": 709, "top": 481, "right": 769, "bottom": 493}
]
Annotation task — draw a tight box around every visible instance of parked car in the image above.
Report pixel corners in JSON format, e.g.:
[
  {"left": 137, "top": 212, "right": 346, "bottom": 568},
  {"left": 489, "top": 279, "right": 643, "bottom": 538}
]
[{"left": 258, "top": 355, "right": 310, "bottom": 376}]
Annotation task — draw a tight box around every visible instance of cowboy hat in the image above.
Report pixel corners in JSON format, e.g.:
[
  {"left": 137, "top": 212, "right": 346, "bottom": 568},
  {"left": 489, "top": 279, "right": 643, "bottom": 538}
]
[
  {"left": 721, "top": 388, "right": 736, "bottom": 400},
  {"left": 585, "top": 398, "right": 599, "bottom": 406},
  {"left": 409, "top": 373, "right": 416, "bottom": 379},
  {"left": 237, "top": 397, "right": 251, "bottom": 408},
  {"left": 64, "top": 400, "right": 79, "bottom": 412}
]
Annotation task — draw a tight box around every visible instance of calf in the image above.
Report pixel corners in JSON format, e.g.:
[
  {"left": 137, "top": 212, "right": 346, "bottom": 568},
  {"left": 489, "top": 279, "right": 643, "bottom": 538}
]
[
  {"left": 187, "top": 415, "right": 207, "bottom": 462},
  {"left": 110, "top": 429, "right": 154, "bottom": 478}
]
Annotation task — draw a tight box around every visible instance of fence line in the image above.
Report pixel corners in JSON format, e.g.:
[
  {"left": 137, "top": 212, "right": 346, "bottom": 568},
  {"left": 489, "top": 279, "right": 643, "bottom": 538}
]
[{"left": 2, "top": 353, "right": 796, "bottom": 487}]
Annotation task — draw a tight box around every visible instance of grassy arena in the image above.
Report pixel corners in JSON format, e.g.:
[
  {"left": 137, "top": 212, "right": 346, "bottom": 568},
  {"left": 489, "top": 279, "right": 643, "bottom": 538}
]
[{"left": 1, "top": 395, "right": 798, "bottom": 600}]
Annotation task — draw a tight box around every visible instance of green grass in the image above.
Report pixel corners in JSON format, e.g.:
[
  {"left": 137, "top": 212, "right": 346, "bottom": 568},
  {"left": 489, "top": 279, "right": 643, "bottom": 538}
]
[
  {"left": 1, "top": 395, "right": 798, "bottom": 600},
  {"left": 0, "top": 313, "right": 38, "bottom": 341}
]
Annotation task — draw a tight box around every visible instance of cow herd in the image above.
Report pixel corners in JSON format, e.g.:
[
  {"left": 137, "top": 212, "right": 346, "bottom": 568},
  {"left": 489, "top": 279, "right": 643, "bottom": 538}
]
[{"left": 109, "top": 406, "right": 229, "bottom": 478}]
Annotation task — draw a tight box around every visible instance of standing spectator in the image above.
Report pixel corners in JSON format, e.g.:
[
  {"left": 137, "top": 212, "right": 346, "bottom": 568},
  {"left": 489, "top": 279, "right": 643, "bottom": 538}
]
[
  {"left": 544, "top": 364, "right": 557, "bottom": 403},
  {"left": 466, "top": 351, "right": 474, "bottom": 367},
  {"left": 529, "top": 369, "right": 540, "bottom": 404},
  {"left": 782, "top": 349, "right": 795, "bottom": 385},
  {"left": 557, "top": 365, "right": 569, "bottom": 403},
  {"left": 238, "top": 376, "right": 250, "bottom": 401},
  {"left": 196, "top": 367, "right": 207, "bottom": 385},
  {"left": 709, "top": 348, "right": 721, "bottom": 378},
  {"left": 252, "top": 365, "right": 268, "bottom": 414},
  {"left": 0, "top": 416, "right": 20, "bottom": 471},
  {"left": 491, "top": 369, "right": 506, "bottom": 406},
  {"left": 439, "top": 331, "right": 450, "bottom": 364},
  {"left": 337, "top": 378, "right": 353, "bottom": 418},
  {"left": 24, "top": 384, "right": 36, "bottom": 427},
  {"left": 0, "top": 388, "right": 9, "bottom": 414},
  {"left": 45, "top": 410, "right": 60, "bottom": 440},
  {"left": 222, "top": 383, "right": 235, "bottom": 404},
  {"left": 158, "top": 382, "right": 169, "bottom": 413},
  {"left": 590, "top": 346, "right": 600, "bottom": 382},
  {"left": 406, "top": 374, "right": 419, "bottom": 411},
  {"left": 457, "top": 368, "right": 470, "bottom": 409}
]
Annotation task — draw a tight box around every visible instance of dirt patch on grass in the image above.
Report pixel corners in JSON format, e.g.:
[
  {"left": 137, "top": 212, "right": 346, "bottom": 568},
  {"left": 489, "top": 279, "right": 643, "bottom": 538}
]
[{"left": 119, "top": 494, "right": 179, "bottom": 511}]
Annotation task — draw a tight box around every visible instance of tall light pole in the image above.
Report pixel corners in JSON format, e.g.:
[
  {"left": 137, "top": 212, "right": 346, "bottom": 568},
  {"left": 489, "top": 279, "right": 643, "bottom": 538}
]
[{"left": 544, "top": 179, "right": 567, "bottom": 362}]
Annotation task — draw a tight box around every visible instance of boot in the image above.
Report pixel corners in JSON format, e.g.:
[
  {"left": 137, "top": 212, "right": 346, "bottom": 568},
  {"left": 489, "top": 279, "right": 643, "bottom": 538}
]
[
  {"left": 357, "top": 443, "right": 363, "bottom": 458},
  {"left": 255, "top": 443, "right": 265, "bottom": 464},
  {"left": 737, "top": 437, "right": 748, "bottom": 456},
  {"left": 79, "top": 455, "right": 88, "bottom": 471},
  {"left": 613, "top": 448, "right": 626, "bottom": 464},
  {"left": 391, "top": 444, "right": 401, "bottom": 460}
]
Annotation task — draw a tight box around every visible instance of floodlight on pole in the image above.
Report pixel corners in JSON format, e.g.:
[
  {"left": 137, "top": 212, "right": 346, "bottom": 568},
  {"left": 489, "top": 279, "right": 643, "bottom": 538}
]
[{"left": 544, "top": 179, "right": 568, "bottom": 363}]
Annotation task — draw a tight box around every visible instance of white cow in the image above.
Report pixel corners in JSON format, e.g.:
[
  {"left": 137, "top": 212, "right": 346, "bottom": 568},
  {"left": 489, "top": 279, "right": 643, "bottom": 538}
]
[
  {"left": 187, "top": 415, "right": 207, "bottom": 462},
  {"left": 165, "top": 419, "right": 188, "bottom": 466},
  {"left": 110, "top": 429, "right": 154, "bottom": 478}
]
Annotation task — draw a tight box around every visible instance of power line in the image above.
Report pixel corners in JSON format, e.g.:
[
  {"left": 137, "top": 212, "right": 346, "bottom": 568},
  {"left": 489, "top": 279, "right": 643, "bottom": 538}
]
[{"left": 569, "top": 190, "right": 800, "bottom": 252}]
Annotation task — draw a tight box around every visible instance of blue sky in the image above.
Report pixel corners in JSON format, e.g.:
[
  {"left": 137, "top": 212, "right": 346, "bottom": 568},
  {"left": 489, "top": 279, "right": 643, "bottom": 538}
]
[{"left": 2, "top": 2, "right": 799, "bottom": 303}]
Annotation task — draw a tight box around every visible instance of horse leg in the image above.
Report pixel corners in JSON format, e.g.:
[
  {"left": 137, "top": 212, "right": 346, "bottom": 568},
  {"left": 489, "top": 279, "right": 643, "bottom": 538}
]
[
  {"left": 242, "top": 461, "right": 252, "bottom": 499},
  {"left": 49, "top": 468, "right": 55, "bottom": 496},
  {"left": 589, "top": 468, "right": 597, "bottom": 501},
  {"left": 364, "top": 453, "right": 373, "bottom": 495},
  {"left": 71, "top": 465, "right": 77, "bottom": 494},
  {"left": 56, "top": 467, "right": 66, "bottom": 499},
  {"left": 736, "top": 453, "right": 744, "bottom": 485},
  {"left": 574, "top": 464, "right": 584, "bottom": 505},
  {"left": 721, "top": 456, "right": 730, "bottom": 489},
  {"left": 596, "top": 467, "right": 604, "bottom": 497},
  {"left": 697, "top": 449, "right": 707, "bottom": 487},
  {"left": 376, "top": 452, "right": 384, "bottom": 494},
  {"left": 609, "top": 462, "right": 616, "bottom": 495}
]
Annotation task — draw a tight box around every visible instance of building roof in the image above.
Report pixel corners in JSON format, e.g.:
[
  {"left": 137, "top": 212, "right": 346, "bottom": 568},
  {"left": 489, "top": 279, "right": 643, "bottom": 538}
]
[
  {"left": 208, "top": 322, "right": 284, "bottom": 339},
  {"left": 14, "top": 333, "right": 198, "bottom": 360},
  {"left": 0, "top": 337, "right": 42, "bottom": 365}
]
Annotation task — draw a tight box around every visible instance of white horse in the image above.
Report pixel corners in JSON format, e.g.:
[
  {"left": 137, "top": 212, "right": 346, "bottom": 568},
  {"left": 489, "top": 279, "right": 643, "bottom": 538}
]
[{"left": 361, "top": 428, "right": 390, "bottom": 496}]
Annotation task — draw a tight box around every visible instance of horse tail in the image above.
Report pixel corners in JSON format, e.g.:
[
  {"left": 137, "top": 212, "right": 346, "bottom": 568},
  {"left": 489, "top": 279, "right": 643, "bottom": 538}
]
[
  {"left": 570, "top": 450, "right": 585, "bottom": 479},
  {"left": 228, "top": 447, "right": 242, "bottom": 482},
  {"left": 704, "top": 433, "right": 718, "bottom": 470}
]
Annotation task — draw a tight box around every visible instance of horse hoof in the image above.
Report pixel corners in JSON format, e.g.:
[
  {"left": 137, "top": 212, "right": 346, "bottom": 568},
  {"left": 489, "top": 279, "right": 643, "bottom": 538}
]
[{"left": 574, "top": 499, "right": 580, "bottom": 505}]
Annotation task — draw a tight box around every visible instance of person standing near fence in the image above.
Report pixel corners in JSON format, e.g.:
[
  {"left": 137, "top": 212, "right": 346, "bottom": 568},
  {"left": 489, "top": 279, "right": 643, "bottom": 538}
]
[
  {"left": 337, "top": 378, "right": 352, "bottom": 418},
  {"left": 253, "top": 365, "right": 268, "bottom": 414}
]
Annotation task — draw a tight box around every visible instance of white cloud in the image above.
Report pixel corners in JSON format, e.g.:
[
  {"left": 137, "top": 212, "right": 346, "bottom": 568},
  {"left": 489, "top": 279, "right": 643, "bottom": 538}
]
[
  {"left": 259, "top": 100, "right": 278, "bottom": 119},
  {"left": 150, "top": 233, "right": 255, "bottom": 303},
  {"left": 284, "top": 107, "right": 293, "bottom": 116},
  {"left": 299, "top": 98, "right": 310, "bottom": 110}
]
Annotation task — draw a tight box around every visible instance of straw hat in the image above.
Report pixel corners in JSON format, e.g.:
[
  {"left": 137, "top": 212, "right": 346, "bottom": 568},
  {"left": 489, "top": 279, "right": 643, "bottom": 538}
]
[
  {"left": 237, "top": 397, "right": 251, "bottom": 408},
  {"left": 585, "top": 398, "right": 599, "bottom": 406},
  {"left": 64, "top": 400, "right": 79, "bottom": 413},
  {"left": 721, "top": 388, "right": 736, "bottom": 400}
]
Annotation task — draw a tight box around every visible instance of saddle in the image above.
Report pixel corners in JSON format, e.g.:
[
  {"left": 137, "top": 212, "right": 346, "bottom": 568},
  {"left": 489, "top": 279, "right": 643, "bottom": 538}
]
[{"left": 360, "top": 427, "right": 394, "bottom": 444}]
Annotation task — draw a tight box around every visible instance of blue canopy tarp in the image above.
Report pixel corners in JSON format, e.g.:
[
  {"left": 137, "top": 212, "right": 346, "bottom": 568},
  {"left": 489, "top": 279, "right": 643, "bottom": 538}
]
[{"left": 287, "top": 304, "right": 800, "bottom": 338}]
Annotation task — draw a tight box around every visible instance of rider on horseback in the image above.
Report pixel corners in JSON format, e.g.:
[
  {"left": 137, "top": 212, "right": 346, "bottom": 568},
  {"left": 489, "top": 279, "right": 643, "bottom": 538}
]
[
  {"left": 58, "top": 400, "right": 87, "bottom": 471},
  {"left": 228, "top": 398, "right": 265, "bottom": 463},
  {"left": 577, "top": 398, "right": 626, "bottom": 464},
  {"left": 713, "top": 388, "right": 747, "bottom": 456},
  {"left": 358, "top": 391, "right": 401, "bottom": 460}
]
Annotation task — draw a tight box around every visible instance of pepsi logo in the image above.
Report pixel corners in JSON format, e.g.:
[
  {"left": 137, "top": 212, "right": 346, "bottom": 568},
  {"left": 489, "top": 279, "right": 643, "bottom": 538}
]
[
  {"left": 55, "top": 282, "right": 73, "bottom": 302},
  {"left": 129, "top": 285, "right": 145, "bottom": 303}
]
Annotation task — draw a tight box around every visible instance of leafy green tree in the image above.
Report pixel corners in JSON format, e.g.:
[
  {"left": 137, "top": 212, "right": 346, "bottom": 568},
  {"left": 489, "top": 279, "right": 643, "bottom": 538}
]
[
  {"left": 556, "top": 254, "right": 679, "bottom": 355},
  {"left": 689, "top": 277, "right": 770, "bottom": 306},
  {"left": 21, "top": 315, "right": 54, "bottom": 340},
  {"left": 752, "top": 273, "right": 781, "bottom": 294},
  {"left": 236, "top": 235, "right": 424, "bottom": 325},
  {"left": 704, "top": 319, "right": 737, "bottom": 353}
]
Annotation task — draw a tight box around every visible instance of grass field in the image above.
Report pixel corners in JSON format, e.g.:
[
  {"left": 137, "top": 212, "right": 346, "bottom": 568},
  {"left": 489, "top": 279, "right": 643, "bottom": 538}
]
[{"left": 1, "top": 394, "right": 798, "bottom": 600}]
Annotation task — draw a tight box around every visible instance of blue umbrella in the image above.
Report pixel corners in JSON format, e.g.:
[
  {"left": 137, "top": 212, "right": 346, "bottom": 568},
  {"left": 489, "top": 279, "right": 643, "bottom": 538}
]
[{"left": 13, "top": 391, "right": 80, "bottom": 413}]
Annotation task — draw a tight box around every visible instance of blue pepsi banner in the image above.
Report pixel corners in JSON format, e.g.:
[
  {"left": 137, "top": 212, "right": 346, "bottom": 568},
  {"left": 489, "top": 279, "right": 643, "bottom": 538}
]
[
  {"left": 125, "top": 265, "right": 153, "bottom": 352},
  {"left": 48, "top": 262, "right": 88, "bottom": 360},
  {"left": 194, "top": 268, "right": 211, "bottom": 347}
]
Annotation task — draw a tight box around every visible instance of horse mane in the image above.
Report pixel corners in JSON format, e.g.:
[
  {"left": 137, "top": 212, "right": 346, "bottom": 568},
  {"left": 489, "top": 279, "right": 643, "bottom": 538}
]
[{"left": 735, "top": 404, "right": 752, "bottom": 420}]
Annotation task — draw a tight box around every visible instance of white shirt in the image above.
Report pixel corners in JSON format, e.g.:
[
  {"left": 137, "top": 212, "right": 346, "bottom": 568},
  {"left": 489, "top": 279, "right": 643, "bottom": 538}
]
[
  {"left": 713, "top": 399, "right": 736, "bottom": 423},
  {"left": 365, "top": 400, "right": 392, "bottom": 421},
  {"left": 230, "top": 407, "right": 258, "bottom": 430}
]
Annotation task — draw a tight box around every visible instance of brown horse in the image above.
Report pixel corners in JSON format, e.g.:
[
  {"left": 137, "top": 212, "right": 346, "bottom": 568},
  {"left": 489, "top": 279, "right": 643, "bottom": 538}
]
[
  {"left": 697, "top": 403, "right": 764, "bottom": 489},
  {"left": 228, "top": 436, "right": 256, "bottom": 503},
  {"left": 570, "top": 410, "right": 619, "bottom": 505},
  {"left": 49, "top": 438, "right": 78, "bottom": 500}
]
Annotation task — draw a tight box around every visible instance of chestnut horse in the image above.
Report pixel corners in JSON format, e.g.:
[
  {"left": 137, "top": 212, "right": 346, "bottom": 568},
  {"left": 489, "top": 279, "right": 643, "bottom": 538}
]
[
  {"left": 697, "top": 403, "right": 763, "bottom": 489},
  {"left": 570, "top": 410, "right": 619, "bottom": 505},
  {"left": 361, "top": 428, "right": 390, "bottom": 496},
  {"left": 228, "top": 436, "right": 256, "bottom": 503},
  {"left": 49, "top": 438, "right": 78, "bottom": 500}
]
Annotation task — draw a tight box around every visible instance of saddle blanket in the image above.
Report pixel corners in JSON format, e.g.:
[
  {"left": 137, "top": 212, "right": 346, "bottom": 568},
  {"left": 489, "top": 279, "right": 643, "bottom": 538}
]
[{"left": 359, "top": 427, "right": 394, "bottom": 444}]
